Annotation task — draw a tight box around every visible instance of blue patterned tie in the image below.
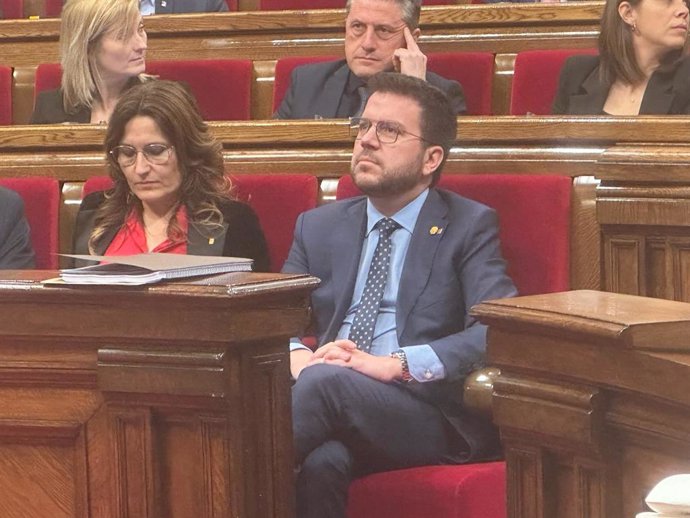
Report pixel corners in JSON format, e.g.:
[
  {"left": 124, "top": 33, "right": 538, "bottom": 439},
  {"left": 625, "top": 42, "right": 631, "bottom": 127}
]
[{"left": 348, "top": 218, "right": 400, "bottom": 352}]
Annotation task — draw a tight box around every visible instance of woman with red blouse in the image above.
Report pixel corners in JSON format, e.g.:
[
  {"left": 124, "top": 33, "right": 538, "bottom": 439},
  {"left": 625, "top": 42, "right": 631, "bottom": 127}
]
[{"left": 73, "top": 80, "right": 270, "bottom": 271}]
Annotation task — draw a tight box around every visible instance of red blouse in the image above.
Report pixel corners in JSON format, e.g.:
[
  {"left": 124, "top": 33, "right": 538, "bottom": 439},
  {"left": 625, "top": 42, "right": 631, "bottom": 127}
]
[{"left": 105, "top": 206, "right": 189, "bottom": 256}]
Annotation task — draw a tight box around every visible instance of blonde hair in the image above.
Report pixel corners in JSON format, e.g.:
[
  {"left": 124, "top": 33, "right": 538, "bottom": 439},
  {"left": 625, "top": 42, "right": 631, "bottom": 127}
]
[{"left": 59, "top": 0, "right": 142, "bottom": 113}]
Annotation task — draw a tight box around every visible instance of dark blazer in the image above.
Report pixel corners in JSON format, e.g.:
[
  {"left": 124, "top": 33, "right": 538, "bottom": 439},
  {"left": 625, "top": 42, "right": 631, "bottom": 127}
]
[
  {"left": 282, "top": 188, "right": 517, "bottom": 460},
  {"left": 0, "top": 187, "right": 35, "bottom": 269},
  {"left": 275, "top": 59, "right": 467, "bottom": 119},
  {"left": 154, "top": 0, "right": 229, "bottom": 13},
  {"left": 73, "top": 191, "right": 270, "bottom": 272},
  {"left": 552, "top": 54, "right": 690, "bottom": 115},
  {"left": 30, "top": 89, "right": 90, "bottom": 124}
]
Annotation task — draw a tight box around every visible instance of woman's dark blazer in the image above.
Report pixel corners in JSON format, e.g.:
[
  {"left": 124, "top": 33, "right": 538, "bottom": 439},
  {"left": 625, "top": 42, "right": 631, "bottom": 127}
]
[
  {"left": 30, "top": 89, "right": 90, "bottom": 124},
  {"left": 72, "top": 191, "right": 271, "bottom": 272},
  {"left": 552, "top": 55, "right": 690, "bottom": 115}
]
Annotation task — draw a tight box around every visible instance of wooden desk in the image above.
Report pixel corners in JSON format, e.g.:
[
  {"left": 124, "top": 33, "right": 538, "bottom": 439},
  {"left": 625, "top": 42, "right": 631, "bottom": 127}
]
[
  {"left": 473, "top": 290, "right": 690, "bottom": 518},
  {"left": 0, "top": 270, "right": 319, "bottom": 518}
]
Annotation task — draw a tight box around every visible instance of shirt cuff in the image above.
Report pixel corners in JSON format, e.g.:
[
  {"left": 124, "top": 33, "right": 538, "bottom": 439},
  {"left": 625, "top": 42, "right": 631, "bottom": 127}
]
[
  {"left": 403, "top": 344, "right": 446, "bottom": 382},
  {"left": 290, "top": 339, "right": 312, "bottom": 353}
]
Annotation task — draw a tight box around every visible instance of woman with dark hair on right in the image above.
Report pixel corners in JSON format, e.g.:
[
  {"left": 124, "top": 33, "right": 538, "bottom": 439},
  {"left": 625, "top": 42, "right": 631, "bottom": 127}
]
[
  {"left": 72, "top": 80, "right": 270, "bottom": 272},
  {"left": 552, "top": 0, "right": 690, "bottom": 115}
]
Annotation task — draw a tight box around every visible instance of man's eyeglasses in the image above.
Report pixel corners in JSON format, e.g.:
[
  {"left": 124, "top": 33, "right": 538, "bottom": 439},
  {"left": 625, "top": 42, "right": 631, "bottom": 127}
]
[
  {"left": 109, "top": 144, "right": 174, "bottom": 167},
  {"left": 349, "top": 117, "right": 428, "bottom": 144}
]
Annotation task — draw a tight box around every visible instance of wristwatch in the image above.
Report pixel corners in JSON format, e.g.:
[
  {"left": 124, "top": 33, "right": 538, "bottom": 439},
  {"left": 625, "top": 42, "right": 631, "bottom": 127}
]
[{"left": 390, "top": 349, "right": 412, "bottom": 383}]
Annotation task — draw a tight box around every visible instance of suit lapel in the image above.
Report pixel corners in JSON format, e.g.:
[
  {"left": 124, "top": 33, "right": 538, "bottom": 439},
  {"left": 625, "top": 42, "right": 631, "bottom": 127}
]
[
  {"left": 312, "top": 62, "right": 351, "bottom": 119},
  {"left": 187, "top": 220, "right": 228, "bottom": 256},
  {"left": 640, "top": 68, "right": 675, "bottom": 114},
  {"left": 323, "top": 200, "right": 367, "bottom": 342},
  {"left": 93, "top": 226, "right": 119, "bottom": 256},
  {"left": 396, "top": 189, "right": 448, "bottom": 340},
  {"left": 569, "top": 65, "right": 609, "bottom": 114}
]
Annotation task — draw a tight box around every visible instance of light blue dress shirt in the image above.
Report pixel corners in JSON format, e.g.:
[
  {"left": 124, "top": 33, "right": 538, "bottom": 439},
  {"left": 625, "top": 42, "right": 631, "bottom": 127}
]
[
  {"left": 291, "top": 189, "right": 447, "bottom": 383},
  {"left": 140, "top": 0, "right": 155, "bottom": 15}
]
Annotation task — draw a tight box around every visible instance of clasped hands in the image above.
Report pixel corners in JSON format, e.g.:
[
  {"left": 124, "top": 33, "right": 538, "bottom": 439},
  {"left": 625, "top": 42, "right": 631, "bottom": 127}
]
[{"left": 291, "top": 339, "right": 403, "bottom": 383}]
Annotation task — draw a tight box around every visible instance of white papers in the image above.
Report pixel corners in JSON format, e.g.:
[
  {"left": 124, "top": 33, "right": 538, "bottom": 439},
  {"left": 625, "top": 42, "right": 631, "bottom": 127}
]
[{"left": 59, "top": 253, "right": 253, "bottom": 285}]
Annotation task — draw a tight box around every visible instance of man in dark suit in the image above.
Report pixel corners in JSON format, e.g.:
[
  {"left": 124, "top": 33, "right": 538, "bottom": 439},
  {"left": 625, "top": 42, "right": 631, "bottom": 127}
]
[
  {"left": 0, "top": 187, "right": 35, "bottom": 269},
  {"left": 282, "top": 73, "right": 516, "bottom": 518},
  {"left": 274, "top": 0, "right": 466, "bottom": 118},
  {"left": 139, "top": 0, "right": 228, "bottom": 15}
]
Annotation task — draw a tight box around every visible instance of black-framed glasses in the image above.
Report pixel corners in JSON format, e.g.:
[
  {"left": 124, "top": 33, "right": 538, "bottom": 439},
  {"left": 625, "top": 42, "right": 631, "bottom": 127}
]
[
  {"left": 349, "top": 117, "right": 429, "bottom": 144},
  {"left": 109, "top": 144, "right": 174, "bottom": 167}
]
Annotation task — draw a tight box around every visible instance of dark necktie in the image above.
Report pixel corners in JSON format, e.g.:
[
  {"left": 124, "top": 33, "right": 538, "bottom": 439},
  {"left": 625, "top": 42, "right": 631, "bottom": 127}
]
[
  {"left": 348, "top": 218, "right": 401, "bottom": 352},
  {"left": 354, "top": 85, "right": 368, "bottom": 118}
]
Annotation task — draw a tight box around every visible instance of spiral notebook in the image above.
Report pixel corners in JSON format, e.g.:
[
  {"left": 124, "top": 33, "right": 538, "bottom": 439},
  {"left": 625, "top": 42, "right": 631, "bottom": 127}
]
[{"left": 59, "top": 253, "right": 253, "bottom": 285}]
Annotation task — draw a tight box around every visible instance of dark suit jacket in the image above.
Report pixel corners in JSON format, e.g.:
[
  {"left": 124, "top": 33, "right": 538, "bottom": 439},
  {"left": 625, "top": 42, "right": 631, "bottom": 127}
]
[
  {"left": 552, "top": 55, "right": 690, "bottom": 115},
  {"left": 282, "top": 188, "right": 517, "bottom": 460},
  {"left": 154, "top": 0, "right": 228, "bottom": 13},
  {"left": 73, "top": 191, "right": 270, "bottom": 272},
  {"left": 0, "top": 187, "right": 35, "bottom": 269},
  {"left": 30, "top": 89, "right": 90, "bottom": 124},
  {"left": 275, "top": 59, "right": 467, "bottom": 119}
]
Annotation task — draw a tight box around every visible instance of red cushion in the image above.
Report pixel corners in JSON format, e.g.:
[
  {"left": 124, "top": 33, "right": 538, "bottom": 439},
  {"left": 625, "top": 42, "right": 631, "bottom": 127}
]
[
  {"left": 510, "top": 49, "right": 597, "bottom": 115},
  {"left": 83, "top": 174, "right": 319, "bottom": 272},
  {"left": 0, "top": 177, "right": 60, "bottom": 269},
  {"left": 36, "top": 59, "right": 253, "bottom": 121},
  {"left": 225, "top": 0, "right": 237, "bottom": 9},
  {"left": 1, "top": 0, "right": 23, "bottom": 18},
  {"left": 231, "top": 174, "right": 318, "bottom": 271},
  {"left": 337, "top": 174, "right": 571, "bottom": 295},
  {"left": 44, "top": 0, "right": 61, "bottom": 16},
  {"left": 427, "top": 52, "right": 494, "bottom": 115},
  {"left": 0, "top": 65, "right": 11, "bottom": 125},
  {"left": 347, "top": 462, "right": 506, "bottom": 518},
  {"left": 147, "top": 59, "right": 252, "bottom": 120},
  {"left": 261, "top": 0, "right": 455, "bottom": 9},
  {"left": 273, "top": 56, "right": 339, "bottom": 113}
]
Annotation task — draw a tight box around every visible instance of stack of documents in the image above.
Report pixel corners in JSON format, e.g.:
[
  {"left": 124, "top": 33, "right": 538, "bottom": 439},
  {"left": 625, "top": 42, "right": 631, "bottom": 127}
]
[
  {"left": 59, "top": 253, "right": 253, "bottom": 285},
  {"left": 637, "top": 474, "right": 690, "bottom": 517}
]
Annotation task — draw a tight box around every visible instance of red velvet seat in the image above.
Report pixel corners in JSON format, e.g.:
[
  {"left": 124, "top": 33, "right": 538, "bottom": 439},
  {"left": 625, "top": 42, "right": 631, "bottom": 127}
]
[
  {"left": 273, "top": 52, "right": 494, "bottom": 115},
  {"left": 337, "top": 173, "right": 572, "bottom": 517},
  {"left": 510, "top": 48, "right": 597, "bottom": 115},
  {"left": 0, "top": 65, "right": 11, "bottom": 125},
  {"left": 35, "top": 59, "right": 253, "bottom": 121},
  {"left": 83, "top": 174, "right": 318, "bottom": 272},
  {"left": 44, "top": 0, "right": 61, "bottom": 16},
  {"left": 260, "top": 0, "right": 455, "bottom": 9},
  {"left": 427, "top": 52, "right": 494, "bottom": 115},
  {"left": 1, "top": 0, "right": 23, "bottom": 18},
  {"left": 0, "top": 177, "right": 60, "bottom": 269}
]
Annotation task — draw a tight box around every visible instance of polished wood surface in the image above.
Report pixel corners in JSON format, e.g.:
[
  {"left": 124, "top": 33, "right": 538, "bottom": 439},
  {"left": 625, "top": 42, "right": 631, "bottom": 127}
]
[
  {"left": 0, "top": 270, "right": 318, "bottom": 518},
  {"left": 472, "top": 290, "right": 690, "bottom": 518},
  {"left": 1, "top": 3, "right": 604, "bottom": 121}
]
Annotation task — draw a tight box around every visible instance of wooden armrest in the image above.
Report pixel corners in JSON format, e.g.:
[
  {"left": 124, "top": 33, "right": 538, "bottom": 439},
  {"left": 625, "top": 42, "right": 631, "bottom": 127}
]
[{"left": 462, "top": 367, "right": 500, "bottom": 416}]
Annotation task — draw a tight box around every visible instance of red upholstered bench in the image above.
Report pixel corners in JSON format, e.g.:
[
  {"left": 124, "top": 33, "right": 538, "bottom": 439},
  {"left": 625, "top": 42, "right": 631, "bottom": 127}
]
[
  {"left": 337, "top": 173, "right": 572, "bottom": 518},
  {"left": 34, "top": 59, "right": 253, "bottom": 121},
  {"left": 260, "top": 0, "right": 455, "bottom": 9},
  {"left": 0, "top": 177, "right": 60, "bottom": 269},
  {"left": 1, "top": 0, "right": 23, "bottom": 18},
  {"left": 0, "top": 65, "right": 11, "bottom": 125},
  {"left": 510, "top": 49, "right": 598, "bottom": 115},
  {"left": 82, "top": 174, "right": 318, "bottom": 272}
]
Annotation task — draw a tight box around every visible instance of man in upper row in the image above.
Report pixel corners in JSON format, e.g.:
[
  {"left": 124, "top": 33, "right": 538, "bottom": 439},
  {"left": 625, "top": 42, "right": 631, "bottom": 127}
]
[
  {"left": 139, "top": 0, "right": 228, "bottom": 15},
  {"left": 275, "top": 0, "right": 467, "bottom": 119}
]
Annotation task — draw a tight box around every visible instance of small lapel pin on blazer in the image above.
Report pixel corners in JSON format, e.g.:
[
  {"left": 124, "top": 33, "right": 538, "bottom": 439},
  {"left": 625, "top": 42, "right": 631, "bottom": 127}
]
[
  {"left": 208, "top": 237, "right": 215, "bottom": 245},
  {"left": 429, "top": 226, "right": 443, "bottom": 236},
  {"left": 161, "top": 0, "right": 166, "bottom": 6}
]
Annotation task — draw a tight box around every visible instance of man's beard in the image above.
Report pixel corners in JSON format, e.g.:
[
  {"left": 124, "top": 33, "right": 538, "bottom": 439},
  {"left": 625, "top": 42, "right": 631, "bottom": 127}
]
[{"left": 351, "top": 153, "right": 425, "bottom": 198}]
